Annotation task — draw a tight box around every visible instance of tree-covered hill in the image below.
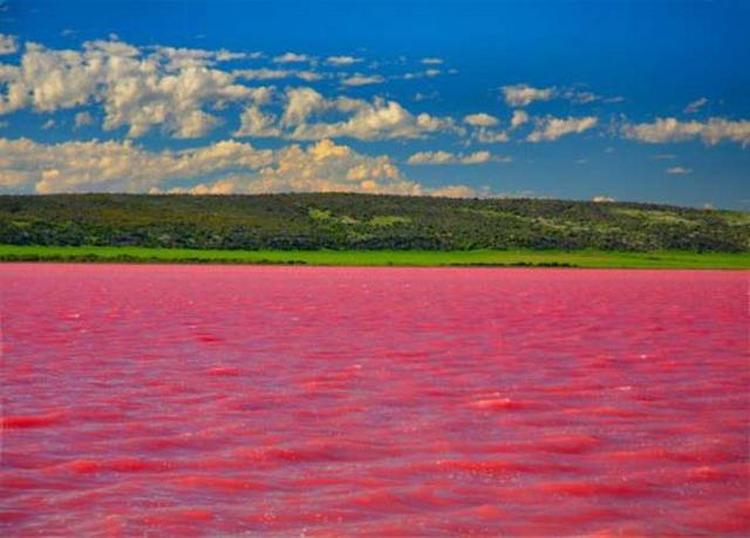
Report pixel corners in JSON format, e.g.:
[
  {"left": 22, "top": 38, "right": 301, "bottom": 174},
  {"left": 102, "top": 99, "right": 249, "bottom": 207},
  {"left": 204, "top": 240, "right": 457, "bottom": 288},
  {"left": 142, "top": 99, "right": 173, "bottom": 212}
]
[{"left": 0, "top": 193, "right": 747, "bottom": 252}]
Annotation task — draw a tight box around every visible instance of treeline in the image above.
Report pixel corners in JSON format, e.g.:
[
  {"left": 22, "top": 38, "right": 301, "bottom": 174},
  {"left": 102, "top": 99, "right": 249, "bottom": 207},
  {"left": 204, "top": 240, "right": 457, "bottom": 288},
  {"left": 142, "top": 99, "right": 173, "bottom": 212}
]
[{"left": 0, "top": 193, "right": 747, "bottom": 252}]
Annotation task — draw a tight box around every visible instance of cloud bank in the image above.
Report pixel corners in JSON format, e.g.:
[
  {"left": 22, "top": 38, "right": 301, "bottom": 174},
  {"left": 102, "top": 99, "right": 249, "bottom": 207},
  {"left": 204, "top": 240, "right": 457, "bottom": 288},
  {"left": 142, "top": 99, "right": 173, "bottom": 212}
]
[{"left": 0, "top": 137, "right": 479, "bottom": 197}]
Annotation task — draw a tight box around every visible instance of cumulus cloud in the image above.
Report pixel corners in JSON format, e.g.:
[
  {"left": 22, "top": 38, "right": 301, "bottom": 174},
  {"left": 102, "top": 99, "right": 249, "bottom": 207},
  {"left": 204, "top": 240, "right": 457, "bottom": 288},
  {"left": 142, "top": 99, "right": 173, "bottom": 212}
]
[
  {"left": 326, "top": 55, "right": 361, "bottom": 66},
  {"left": 666, "top": 166, "right": 691, "bottom": 175},
  {"left": 0, "top": 39, "right": 266, "bottom": 138},
  {"left": 150, "top": 45, "right": 248, "bottom": 70},
  {"left": 414, "top": 91, "right": 439, "bottom": 102},
  {"left": 234, "top": 106, "right": 281, "bottom": 137},
  {"left": 526, "top": 116, "right": 598, "bottom": 142},
  {"left": 295, "top": 71, "right": 324, "bottom": 82},
  {"left": 684, "top": 97, "right": 708, "bottom": 114},
  {"left": 0, "top": 38, "right": 480, "bottom": 144},
  {"left": 281, "top": 87, "right": 327, "bottom": 126},
  {"left": 592, "top": 195, "right": 615, "bottom": 203},
  {"left": 215, "top": 49, "right": 250, "bottom": 62},
  {"left": 233, "top": 68, "right": 322, "bottom": 81},
  {"left": 402, "top": 69, "right": 441, "bottom": 80},
  {"left": 0, "top": 136, "right": 479, "bottom": 197},
  {"left": 278, "top": 87, "right": 459, "bottom": 141},
  {"left": 502, "top": 84, "right": 621, "bottom": 108},
  {"left": 245, "top": 139, "right": 421, "bottom": 195},
  {"left": 475, "top": 128, "right": 510, "bottom": 143},
  {"left": 0, "top": 33, "right": 17, "bottom": 55},
  {"left": 273, "top": 52, "right": 310, "bottom": 63},
  {"left": 622, "top": 117, "right": 750, "bottom": 146},
  {"left": 510, "top": 109, "right": 529, "bottom": 129},
  {"left": 421, "top": 57, "right": 444, "bottom": 65},
  {"left": 407, "top": 150, "right": 509, "bottom": 165},
  {"left": 501, "top": 84, "right": 555, "bottom": 107},
  {"left": 431, "top": 185, "right": 479, "bottom": 198},
  {"left": 463, "top": 113, "right": 499, "bottom": 127},
  {"left": 563, "top": 89, "right": 601, "bottom": 104},
  {"left": 341, "top": 74, "right": 385, "bottom": 87},
  {"left": 0, "top": 137, "right": 273, "bottom": 193}
]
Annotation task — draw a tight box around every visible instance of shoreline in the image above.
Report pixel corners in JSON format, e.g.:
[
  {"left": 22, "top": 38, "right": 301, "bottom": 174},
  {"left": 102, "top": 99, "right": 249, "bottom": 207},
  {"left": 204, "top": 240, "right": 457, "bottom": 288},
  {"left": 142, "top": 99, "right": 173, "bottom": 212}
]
[{"left": 1, "top": 245, "right": 748, "bottom": 269}]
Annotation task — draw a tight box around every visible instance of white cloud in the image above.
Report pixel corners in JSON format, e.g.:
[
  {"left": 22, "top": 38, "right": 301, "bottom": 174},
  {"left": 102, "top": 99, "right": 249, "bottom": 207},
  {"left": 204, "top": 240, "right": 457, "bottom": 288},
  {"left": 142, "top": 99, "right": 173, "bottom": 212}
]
[
  {"left": 42, "top": 119, "right": 57, "bottom": 130},
  {"left": 234, "top": 106, "right": 281, "bottom": 137},
  {"left": 407, "top": 150, "right": 509, "bottom": 165},
  {"left": 281, "top": 87, "right": 327, "bottom": 126},
  {"left": 215, "top": 49, "right": 249, "bottom": 62},
  {"left": 0, "top": 37, "right": 476, "bottom": 144},
  {"left": 74, "top": 111, "right": 94, "bottom": 128},
  {"left": 296, "top": 71, "right": 323, "bottom": 82},
  {"left": 0, "top": 33, "right": 17, "bottom": 55},
  {"left": 407, "top": 151, "right": 462, "bottom": 165},
  {"left": 526, "top": 116, "right": 598, "bottom": 142},
  {"left": 402, "top": 69, "right": 442, "bottom": 80},
  {"left": 233, "top": 68, "right": 322, "bottom": 82},
  {"left": 463, "top": 113, "right": 499, "bottom": 127},
  {"left": 164, "top": 179, "right": 238, "bottom": 195},
  {"left": 622, "top": 117, "right": 750, "bottom": 146},
  {"left": 475, "top": 128, "right": 510, "bottom": 143},
  {"left": 326, "top": 55, "right": 361, "bottom": 66},
  {"left": 248, "top": 139, "right": 419, "bottom": 194},
  {"left": 666, "top": 166, "right": 692, "bottom": 175},
  {"left": 233, "top": 68, "right": 296, "bottom": 80},
  {"left": 684, "top": 97, "right": 708, "bottom": 114},
  {"left": 501, "top": 84, "right": 555, "bottom": 107},
  {"left": 0, "top": 137, "right": 273, "bottom": 193},
  {"left": 510, "top": 109, "right": 529, "bottom": 129},
  {"left": 279, "top": 87, "right": 459, "bottom": 141},
  {"left": 431, "top": 185, "right": 479, "bottom": 198},
  {"left": 592, "top": 195, "right": 615, "bottom": 203},
  {"left": 414, "top": 91, "right": 439, "bottom": 102},
  {"left": 460, "top": 151, "right": 500, "bottom": 164},
  {"left": 273, "top": 52, "right": 310, "bottom": 63},
  {"left": 150, "top": 45, "right": 234, "bottom": 70},
  {"left": 341, "top": 74, "right": 385, "bottom": 87},
  {"left": 463, "top": 113, "right": 511, "bottom": 142},
  {"left": 563, "top": 89, "right": 601, "bottom": 104},
  {"left": 0, "top": 39, "right": 264, "bottom": 138},
  {"left": 421, "top": 57, "right": 443, "bottom": 65},
  {"left": 0, "top": 136, "right": 481, "bottom": 197}
]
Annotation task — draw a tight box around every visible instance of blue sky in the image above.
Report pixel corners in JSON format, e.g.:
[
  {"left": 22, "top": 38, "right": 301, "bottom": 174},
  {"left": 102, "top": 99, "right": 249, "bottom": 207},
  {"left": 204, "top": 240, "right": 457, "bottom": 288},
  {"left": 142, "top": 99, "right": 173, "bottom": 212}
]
[{"left": 0, "top": 0, "right": 748, "bottom": 208}]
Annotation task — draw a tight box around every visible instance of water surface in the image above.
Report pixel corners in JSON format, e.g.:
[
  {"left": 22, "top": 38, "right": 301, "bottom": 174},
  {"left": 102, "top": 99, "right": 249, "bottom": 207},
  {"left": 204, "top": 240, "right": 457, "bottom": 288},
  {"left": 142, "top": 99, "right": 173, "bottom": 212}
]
[{"left": 1, "top": 265, "right": 748, "bottom": 536}]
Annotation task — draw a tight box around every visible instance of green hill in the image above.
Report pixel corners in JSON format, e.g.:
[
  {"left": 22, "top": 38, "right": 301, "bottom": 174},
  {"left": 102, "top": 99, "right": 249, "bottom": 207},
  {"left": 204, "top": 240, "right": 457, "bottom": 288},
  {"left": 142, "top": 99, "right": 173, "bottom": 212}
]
[{"left": 0, "top": 193, "right": 747, "bottom": 252}]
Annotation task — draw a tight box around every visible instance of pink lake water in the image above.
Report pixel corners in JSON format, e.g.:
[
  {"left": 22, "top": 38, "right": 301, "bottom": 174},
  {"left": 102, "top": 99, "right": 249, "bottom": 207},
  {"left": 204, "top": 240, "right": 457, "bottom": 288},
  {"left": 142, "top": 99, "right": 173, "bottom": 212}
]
[{"left": 1, "top": 264, "right": 748, "bottom": 536}]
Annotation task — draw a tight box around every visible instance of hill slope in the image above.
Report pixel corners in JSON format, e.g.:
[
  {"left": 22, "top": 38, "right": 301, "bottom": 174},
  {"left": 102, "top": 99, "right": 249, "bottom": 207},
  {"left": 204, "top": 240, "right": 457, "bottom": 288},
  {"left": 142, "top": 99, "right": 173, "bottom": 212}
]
[{"left": 0, "top": 193, "right": 747, "bottom": 252}]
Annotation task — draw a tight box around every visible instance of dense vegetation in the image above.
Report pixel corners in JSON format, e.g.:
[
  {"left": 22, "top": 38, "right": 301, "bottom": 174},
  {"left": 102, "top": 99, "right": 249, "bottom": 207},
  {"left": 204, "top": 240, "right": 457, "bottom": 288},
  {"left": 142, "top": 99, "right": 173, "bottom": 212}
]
[{"left": 0, "top": 193, "right": 747, "bottom": 252}]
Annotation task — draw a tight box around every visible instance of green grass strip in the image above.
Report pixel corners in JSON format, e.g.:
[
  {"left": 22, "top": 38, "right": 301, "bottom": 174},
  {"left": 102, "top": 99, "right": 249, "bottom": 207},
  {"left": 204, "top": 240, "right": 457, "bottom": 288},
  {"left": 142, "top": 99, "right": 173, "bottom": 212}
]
[{"left": 0, "top": 245, "right": 748, "bottom": 269}]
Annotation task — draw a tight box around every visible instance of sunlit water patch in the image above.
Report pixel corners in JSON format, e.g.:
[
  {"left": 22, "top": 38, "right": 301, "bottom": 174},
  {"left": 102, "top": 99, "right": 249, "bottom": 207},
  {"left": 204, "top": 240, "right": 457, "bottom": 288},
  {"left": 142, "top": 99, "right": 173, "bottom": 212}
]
[{"left": 1, "top": 265, "right": 748, "bottom": 536}]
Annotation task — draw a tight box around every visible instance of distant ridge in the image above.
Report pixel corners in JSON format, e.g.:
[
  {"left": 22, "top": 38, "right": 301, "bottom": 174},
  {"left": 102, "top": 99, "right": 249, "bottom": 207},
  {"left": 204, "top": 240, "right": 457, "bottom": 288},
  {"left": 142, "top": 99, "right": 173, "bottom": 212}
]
[{"left": 0, "top": 193, "right": 747, "bottom": 252}]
